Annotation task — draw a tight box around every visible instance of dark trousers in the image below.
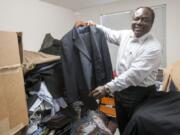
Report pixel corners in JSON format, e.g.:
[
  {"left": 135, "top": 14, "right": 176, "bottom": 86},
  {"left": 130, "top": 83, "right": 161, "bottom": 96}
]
[{"left": 114, "top": 85, "right": 156, "bottom": 134}]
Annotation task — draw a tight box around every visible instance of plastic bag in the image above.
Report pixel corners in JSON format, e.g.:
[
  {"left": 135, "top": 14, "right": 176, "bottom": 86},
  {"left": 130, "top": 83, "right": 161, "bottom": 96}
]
[{"left": 71, "top": 111, "right": 112, "bottom": 135}]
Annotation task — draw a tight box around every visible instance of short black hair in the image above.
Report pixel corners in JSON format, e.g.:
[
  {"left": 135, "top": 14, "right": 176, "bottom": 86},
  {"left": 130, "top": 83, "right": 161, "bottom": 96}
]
[{"left": 135, "top": 7, "right": 155, "bottom": 23}]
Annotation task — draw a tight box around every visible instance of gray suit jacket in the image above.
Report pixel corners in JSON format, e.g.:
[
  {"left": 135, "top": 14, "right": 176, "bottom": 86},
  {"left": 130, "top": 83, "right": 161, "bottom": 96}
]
[{"left": 61, "top": 26, "right": 112, "bottom": 110}]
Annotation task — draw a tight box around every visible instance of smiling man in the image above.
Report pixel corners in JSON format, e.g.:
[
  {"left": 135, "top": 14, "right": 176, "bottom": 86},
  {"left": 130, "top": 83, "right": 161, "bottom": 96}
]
[
  {"left": 76, "top": 7, "right": 162, "bottom": 133},
  {"left": 132, "top": 7, "right": 154, "bottom": 37}
]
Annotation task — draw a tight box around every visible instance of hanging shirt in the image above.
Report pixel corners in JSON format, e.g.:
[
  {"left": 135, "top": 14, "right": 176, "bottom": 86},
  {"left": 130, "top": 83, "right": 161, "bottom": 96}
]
[{"left": 97, "top": 25, "right": 162, "bottom": 93}]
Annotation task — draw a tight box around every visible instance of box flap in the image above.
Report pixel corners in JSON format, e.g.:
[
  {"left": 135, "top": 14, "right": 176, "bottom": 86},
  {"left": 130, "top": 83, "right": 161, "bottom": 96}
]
[
  {"left": 23, "top": 50, "right": 60, "bottom": 73},
  {"left": 17, "top": 32, "right": 23, "bottom": 64},
  {"left": 0, "top": 31, "right": 21, "bottom": 67},
  {"left": 23, "top": 50, "right": 60, "bottom": 65}
]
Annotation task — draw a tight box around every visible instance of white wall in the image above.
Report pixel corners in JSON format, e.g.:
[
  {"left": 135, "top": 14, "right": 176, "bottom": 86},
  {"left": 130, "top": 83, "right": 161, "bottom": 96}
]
[
  {"left": 76, "top": 0, "right": 180, "bottom": 65},
  {"left": 0, "top": 0, "right": 75, "bottom": 51}
]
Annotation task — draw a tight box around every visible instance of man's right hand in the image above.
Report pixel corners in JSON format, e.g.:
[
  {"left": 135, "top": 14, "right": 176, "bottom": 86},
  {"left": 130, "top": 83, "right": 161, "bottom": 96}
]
[{"left": 75, "top": 20, "right": 96, "bottom": 28}]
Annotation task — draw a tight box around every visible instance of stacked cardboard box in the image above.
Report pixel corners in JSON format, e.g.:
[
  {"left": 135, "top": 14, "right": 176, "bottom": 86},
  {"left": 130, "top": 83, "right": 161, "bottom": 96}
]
[{"left": 0, "top": 31, "right": 28, "bottom": 135}]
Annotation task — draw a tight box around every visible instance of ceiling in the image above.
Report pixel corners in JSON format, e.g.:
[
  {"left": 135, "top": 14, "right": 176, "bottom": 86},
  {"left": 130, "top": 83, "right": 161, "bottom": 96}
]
[{"left": 41, "top": 0, "right": 119, "bottom": 10}]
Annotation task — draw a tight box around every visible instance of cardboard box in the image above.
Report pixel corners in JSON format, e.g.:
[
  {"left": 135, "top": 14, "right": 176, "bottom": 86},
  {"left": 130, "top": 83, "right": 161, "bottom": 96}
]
[
  {"left": 0, "top": 31, "right": 28, "bottom": 135},
  {"left": 23, "top": 50, "right": 60, "bottom": 73},
  {"left": 23, "top": 50, "right": 60, "bottom": 65},
  {"left": 162, "top": 61, "right": 180, "bottom": 91}
]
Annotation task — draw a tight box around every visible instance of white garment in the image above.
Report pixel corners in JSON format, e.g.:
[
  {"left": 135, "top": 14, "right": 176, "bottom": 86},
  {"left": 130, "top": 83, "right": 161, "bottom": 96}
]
[
  {"left": 29, "top": 82, "right": 68, "bottom": 115},
  {"left": 97, "top": 25, "right": 162, "bottom": 93}
]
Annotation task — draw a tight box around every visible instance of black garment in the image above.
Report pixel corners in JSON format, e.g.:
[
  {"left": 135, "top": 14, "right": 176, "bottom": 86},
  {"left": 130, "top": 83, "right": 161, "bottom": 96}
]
[
  {"left": 25, "top": 61, "right": 65, "bottom": 99},
  {"left": 40, "top": 33, "right": 55, "bottom": 50},
  {"left": 114, "top": 85, "right": 156, "bottom": 134},
  {"left": 42, "top": 108, "right": 74, "bottom": 129},
  {"left": 61, "top": 26, "right": 112, "bottom": 110},
  {"left": 122, "top": 91, "right": 180, "bottom": 135},
  {"left": 40, "top": 39, "right": 62, "bottom": 56}
]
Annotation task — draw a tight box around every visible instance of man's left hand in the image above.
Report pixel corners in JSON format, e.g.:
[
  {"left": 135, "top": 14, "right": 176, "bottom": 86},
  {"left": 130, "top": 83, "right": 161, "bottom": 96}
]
[{"left": 89, "top": 86, "right": 107, "bottom": 99}]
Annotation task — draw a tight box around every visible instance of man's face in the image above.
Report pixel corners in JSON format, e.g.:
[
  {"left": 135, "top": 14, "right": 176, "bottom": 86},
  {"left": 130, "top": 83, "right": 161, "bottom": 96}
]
[{"left": 132, "top": 8, "right": 153, "bottom": 38}]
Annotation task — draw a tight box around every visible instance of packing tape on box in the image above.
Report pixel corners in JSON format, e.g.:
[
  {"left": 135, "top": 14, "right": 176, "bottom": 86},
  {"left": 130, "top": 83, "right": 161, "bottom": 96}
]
[{"left": 0, "top": 64, "right": 22, "bottom": 75}]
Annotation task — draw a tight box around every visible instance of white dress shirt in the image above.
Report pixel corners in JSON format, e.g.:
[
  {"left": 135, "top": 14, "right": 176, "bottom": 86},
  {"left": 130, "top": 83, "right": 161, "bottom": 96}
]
[{"left": 97, "top": 25, "right": 162, "bottom": 93}]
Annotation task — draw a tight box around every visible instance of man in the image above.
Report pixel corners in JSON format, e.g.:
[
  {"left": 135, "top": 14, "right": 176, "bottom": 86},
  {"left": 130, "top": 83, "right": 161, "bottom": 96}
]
[{"left": 76, "top": 7, "right": 162, "bottom": 133}]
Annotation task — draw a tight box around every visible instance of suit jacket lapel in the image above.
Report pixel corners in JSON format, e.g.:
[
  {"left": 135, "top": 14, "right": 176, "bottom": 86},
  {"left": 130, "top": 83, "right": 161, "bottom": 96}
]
[
  {"left": 73, "top": 27, "right": 92, "bottom": 61},
  {"left": 90, "top": 26, "right": 102, "bottom": 61}
]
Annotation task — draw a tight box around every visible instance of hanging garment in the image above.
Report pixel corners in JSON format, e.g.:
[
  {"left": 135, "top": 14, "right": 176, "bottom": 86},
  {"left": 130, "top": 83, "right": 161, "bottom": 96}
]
[{"left": 61, "top": 26, "right": 112, "bottom": 110}]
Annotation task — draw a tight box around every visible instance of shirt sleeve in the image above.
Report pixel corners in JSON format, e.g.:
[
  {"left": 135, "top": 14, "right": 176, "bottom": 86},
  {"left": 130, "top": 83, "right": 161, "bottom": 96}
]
[
  {"left": 96, "top": 24, "right": 122, "bottom": 45},
  {"left": 106, "top": 48, "right": 161, "bottom": 93}
]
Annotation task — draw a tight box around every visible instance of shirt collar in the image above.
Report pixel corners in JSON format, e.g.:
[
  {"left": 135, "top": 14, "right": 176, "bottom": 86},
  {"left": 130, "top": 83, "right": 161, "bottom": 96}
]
[{"left": 130, "top": 31, "right": 151, "bottom": 44}]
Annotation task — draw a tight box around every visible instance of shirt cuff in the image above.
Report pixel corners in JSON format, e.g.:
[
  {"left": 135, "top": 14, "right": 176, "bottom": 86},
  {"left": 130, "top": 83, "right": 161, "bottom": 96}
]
[{"left": 106, "top": 80, "right": 124, "bottom": 94}]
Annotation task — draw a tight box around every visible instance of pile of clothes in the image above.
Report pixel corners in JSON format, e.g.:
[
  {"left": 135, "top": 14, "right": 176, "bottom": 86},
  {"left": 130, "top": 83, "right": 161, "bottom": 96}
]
[{"left": 24, "top": 51, "right": 74, "bottom": 135}]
